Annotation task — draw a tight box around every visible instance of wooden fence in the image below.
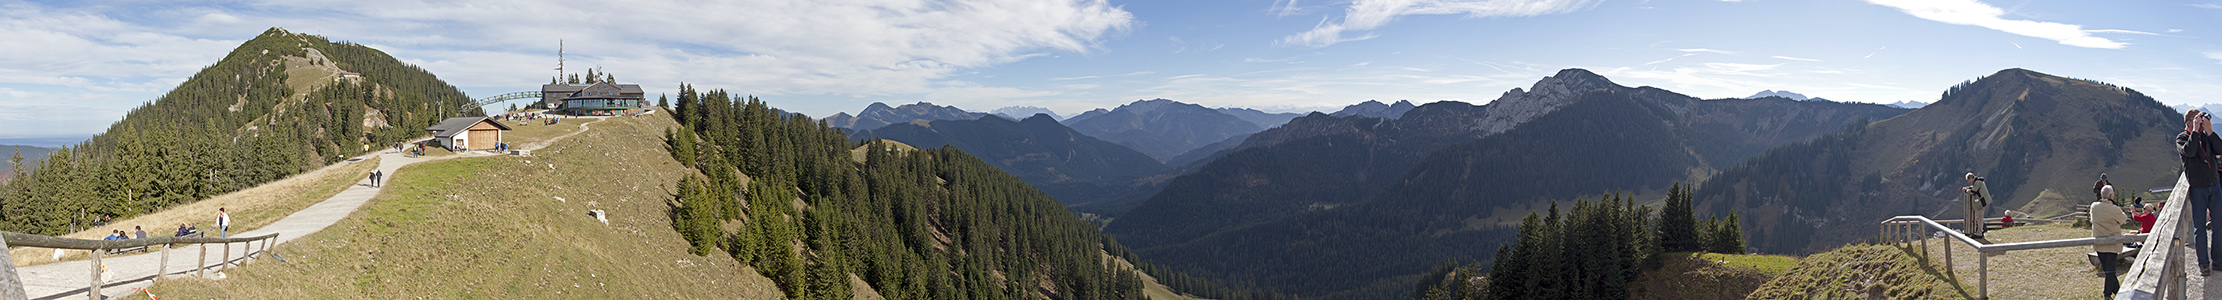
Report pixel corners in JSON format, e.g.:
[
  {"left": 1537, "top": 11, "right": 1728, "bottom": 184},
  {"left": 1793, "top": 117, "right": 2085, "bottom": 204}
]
[{"left": 0, "top": 231, "right": 280, "bottom": 300}]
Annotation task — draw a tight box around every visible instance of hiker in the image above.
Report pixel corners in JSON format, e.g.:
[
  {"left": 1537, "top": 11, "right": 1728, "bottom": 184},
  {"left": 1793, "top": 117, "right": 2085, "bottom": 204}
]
[
  {"left": 175, "top": 223, "right": 190, "bottom": 237},
  {"left": 1962, "top": 172, "right": 1992, "bottom": 239},
  {"left": 103, "top": 231, "right": 121, "bottom": 241},
  {"left": 133, "top": 226, "right": 145, "bottom": 239},
  {"left": 2179, "top": 109, "right": 2222, "bottom": 274},
  {"left": 2091, "top": 185, "right": 2130, "bottom": 298},
  {"left": 217, "top": 208, "right": 231, "bottom": 238},
  {"left": 370, "top": 170, "right": 381, "bottom": 187}
]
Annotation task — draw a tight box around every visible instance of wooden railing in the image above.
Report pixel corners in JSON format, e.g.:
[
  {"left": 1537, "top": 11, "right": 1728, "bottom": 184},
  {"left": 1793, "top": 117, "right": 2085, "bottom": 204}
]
[
  {"left": 0, "top": 231, "right": 280, "bottom": 300},
  {"left": 1878, "top": 175, "right": 2184, "bottom": 300}
]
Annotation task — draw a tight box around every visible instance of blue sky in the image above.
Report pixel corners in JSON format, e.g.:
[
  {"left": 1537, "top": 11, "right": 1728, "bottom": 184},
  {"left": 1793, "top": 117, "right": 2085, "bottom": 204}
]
[{"left": 0, "top": 0, "right": 2217, "bottom": 144}]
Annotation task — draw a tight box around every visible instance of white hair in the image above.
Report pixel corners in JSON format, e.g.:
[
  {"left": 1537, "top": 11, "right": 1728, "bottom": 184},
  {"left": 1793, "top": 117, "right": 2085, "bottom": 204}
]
[{"left": 2100, "top": 185, "right": 2116, "bottom": 200}]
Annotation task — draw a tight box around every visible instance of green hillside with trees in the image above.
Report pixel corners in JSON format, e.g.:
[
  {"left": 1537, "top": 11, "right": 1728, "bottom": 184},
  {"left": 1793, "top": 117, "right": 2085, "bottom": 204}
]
[
  {"left": 852, "top": 114, "right": 1170, "bottom": 207},
  {"left": 662, "top": 85, "right": 1181, "bottom": 299},
  {"left": 0, "top": 28, "right": 480, "bottom": 234},
  {"left": 1693, "top": 68, "right": 2182, "bottom": 254}
]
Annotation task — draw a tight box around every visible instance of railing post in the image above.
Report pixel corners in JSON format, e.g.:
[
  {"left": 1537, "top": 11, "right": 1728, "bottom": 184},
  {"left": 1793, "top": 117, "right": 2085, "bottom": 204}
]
[
  {"left": 1944, "top": 233, "right": 1954, "bottom": 279},
  {"left": 242, "top": 240, "right": 252, "bottom": 266},
  {"left": 197, "top": 243, "right": 206, "bottom": 278},
  {"left": 1920, "top": 224, "right": 1929, "bottom": 259},
  {"left": 1979, "top": 252, "right": 1988, "bottom": 300},
  {"left": 221, "top": 242, "right": 230, "bottom": 271},
  {"left": 158, "top": 243, "right": 169, "bottom": 281},
  {"left": 87, "top": 249, "right": 99, "bottom": 300}
]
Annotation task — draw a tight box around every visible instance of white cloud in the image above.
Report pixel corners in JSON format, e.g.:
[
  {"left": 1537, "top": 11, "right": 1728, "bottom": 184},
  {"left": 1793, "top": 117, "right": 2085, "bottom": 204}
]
[
  {"left": 1280, "top": 0, "right": 1601, "bottom": 48},
  {"left": 1771, "top": 56, "right": 1821, "bottom": 62},
  {"left": 2205, "top": 51, "right": 2222, "bottom": 64},
  {"left": 2194, "top": 3, "right": 2222, "bottom": 9},
  {"left": 1866, "top": 0, "right": 2128, "bottom": 49}
]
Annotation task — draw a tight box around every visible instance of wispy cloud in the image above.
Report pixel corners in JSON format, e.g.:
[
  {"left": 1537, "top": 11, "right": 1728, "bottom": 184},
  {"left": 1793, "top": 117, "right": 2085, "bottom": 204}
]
[
  {"left": 2205, "top": 51, "right": 2222, "bottom": 64},
  {"left": 2194, "top": 3, "right": 2222, "bottom": 9},
  {"left": 1677, "top": 48, "right": 1740, "bottom": 55},
  {"left": 1770, "top": 56, "right": 1821, "bottom": 62},
  {"left": 1599, "top": 62, "right": 1785, "bottom": 97},
  {"left": 1866, "top": 0, "right": 2128, "bottom": 49},
  {"left": 1280, "top": 0, "right": 1602, "bottom": 48}
]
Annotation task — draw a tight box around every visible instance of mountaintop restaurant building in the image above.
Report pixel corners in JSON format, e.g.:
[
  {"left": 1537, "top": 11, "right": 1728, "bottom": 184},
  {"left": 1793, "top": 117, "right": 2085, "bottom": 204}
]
[{"left": 540, "top": 82, "right": 646, "bottom": 116}]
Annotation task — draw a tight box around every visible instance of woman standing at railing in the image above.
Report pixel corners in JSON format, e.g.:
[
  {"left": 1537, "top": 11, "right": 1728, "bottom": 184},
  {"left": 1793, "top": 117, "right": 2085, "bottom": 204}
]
[{"left": 2092, "top": 185, "right": 2129, "bottom": 298}]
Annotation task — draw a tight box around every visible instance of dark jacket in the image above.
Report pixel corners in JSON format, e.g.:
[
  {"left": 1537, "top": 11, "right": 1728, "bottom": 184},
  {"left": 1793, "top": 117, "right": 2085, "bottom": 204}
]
[{"left": 2178, "top": 131, "right": 2222, "bottom": 187}]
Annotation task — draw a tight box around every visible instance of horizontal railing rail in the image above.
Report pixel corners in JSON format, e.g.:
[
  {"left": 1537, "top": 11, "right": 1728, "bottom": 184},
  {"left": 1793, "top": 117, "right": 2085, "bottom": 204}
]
[{"left": 0, "top": 230, "right": 281, "bottom": 300}]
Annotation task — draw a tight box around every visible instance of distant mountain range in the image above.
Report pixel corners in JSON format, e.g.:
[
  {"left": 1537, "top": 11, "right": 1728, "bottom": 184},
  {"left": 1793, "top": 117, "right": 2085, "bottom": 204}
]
[
  {"left": 1328, "top": 100, "right": 1416, "bottom": 119},
  {"left": 2171, "top": 104, "right": 2222, "bottom": 115},
  {"left": 1214, "top": 107, "right": 1304, "bottom": 130},
  {"left": 1884, "top": 100, "right": 1930, "bottom": 109},
  {"left": 1745, "top": 89, "right": 1829, "bottom": 102},
  {"left": 1062, "top": 99, "right": 1265, "bottom": 163},
  {"left": 822, "top": 102, "right": 990, "bottom": 130},
  {"left": 991, "top": 106, "right": 1062, "bottom": 121},
  {"left": 1104, "top": 68, "right": 1914, "bottom": 298}
]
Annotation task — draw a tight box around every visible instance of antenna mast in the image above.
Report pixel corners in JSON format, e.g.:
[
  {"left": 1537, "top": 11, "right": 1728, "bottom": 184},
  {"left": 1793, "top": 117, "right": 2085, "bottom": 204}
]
[{"left": 557, "top": 39, "right": 566, "bottom": 81}]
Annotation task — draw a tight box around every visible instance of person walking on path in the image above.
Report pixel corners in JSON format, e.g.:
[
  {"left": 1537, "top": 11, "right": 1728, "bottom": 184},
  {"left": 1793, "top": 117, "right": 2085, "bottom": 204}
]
[
  {"left": 2179, "top": 109, "right": 2222, "bottom": 275},
  {"left": 2091, "top": 185, "right": 2130, "bottom": 298},
  {"left": 216, "top": 207, "right": 231, "bottom": 238},
  {"left": 1962, "top": 172, "right": 1992, "bottom": 239},
  {"left": 370, "top": 170, "right": 381, "bottom": 187}
]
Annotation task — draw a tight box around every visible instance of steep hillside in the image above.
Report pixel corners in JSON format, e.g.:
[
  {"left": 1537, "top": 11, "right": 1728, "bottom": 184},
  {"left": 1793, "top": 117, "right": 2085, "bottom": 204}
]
[
  {"left": 669, "top": 89, "right": 1179, "bottom": 299},
  {"left": 853, "top": 114, "right": 1168, "bottom": 205},
  {"left": 1064, "top": 99, "right": 1263, "bottom": 163},
  {"left": 0, "top": 27, "right": 479, "bottom": 234},
  {"left": 1695, "top": 68, "right": 2181, "bottom": 254},
  {"left": 824, "top": 102, "right": 991, "bottom": 130}
]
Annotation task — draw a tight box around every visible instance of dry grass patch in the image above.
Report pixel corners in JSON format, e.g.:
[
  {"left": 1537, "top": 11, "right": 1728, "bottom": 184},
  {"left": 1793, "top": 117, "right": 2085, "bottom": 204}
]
[
  {"left": 8, "top": 156, "right": 380, "bottom": 267},
  {"left": 1631, "top": 252, "right": 1797, "bottom": 300}
]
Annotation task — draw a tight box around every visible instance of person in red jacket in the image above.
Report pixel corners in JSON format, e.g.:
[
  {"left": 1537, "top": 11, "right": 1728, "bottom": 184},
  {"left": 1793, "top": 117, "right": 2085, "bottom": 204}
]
[{"left": 2135, "top": 203, "right": 2160, "bottom": 234}]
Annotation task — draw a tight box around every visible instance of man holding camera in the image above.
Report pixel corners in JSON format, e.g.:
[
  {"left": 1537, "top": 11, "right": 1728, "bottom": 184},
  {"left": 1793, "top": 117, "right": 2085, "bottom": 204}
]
[
  {"left": 1963, "top": 172, "right": 1991, "bottom": 239},
  {"left": 2177, "top": 109, "right": 2222, "bottom": 274}
]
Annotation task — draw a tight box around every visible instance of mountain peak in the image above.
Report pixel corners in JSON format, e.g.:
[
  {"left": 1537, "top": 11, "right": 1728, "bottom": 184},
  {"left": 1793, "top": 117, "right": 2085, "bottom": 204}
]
[{"left": 1745, "top": 90, "right": 1812, "bottom": 101}]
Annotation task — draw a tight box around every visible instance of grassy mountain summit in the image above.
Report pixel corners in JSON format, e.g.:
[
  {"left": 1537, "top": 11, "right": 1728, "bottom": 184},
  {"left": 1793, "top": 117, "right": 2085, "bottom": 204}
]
[
  {"left": 0, "top": 27, "right": 479, "bottom": 234},
  {"left": 1696, "top": 68, "right": 2181, "bottom": 254}
]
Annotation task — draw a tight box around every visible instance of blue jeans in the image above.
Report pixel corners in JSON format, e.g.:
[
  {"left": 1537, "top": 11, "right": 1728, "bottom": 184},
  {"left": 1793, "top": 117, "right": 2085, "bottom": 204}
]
[
  {"left": 220, "top": 226, "right": 228, "bottom": 238},
  {"left": 2194, "top": 183, "right": 2220, "bottom": 267}
]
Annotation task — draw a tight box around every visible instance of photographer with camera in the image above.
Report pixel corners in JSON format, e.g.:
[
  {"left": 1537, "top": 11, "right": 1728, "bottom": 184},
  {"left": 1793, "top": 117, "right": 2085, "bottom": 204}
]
[
  {"left": 2177, "top": 109, "right": 2222, "bottom": 275},
  {"left": 1963, "top": 172, "right": 1991, "bottom": 239}
]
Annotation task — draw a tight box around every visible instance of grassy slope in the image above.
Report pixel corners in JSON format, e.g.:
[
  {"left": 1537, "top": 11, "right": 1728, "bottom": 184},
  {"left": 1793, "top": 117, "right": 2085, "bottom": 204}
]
[
  {"left": 1746, "top": 244, "right": 1964, "bottom": 300},
  {"left": 145, "top": 114, "right": 784, "bottom": 299},
  {"left": 1630, "top": 252, "right": 1798, "bottom": 300}
]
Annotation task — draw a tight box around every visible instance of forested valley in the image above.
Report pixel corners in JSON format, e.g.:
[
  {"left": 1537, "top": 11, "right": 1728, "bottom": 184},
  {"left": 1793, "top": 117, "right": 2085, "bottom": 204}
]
[{"left": 661, "top": 85, "right": 1277, "bottom": 299}]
